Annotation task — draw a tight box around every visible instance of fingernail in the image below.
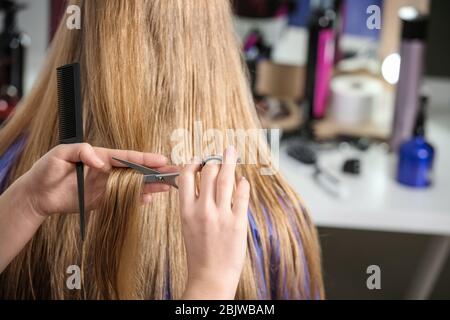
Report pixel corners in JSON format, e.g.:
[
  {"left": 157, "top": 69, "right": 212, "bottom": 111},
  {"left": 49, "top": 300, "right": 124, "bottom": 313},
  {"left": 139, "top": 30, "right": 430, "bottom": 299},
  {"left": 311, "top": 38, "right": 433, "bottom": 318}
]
[{"left": 144, "top": 194, "right": 152, "bottom": 204}]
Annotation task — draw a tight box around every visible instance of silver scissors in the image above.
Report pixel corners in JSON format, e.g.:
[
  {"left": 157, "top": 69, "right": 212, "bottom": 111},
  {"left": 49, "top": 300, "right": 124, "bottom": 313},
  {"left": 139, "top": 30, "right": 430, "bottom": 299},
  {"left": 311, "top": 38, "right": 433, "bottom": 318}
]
[
  {"left": 113, "top": 155, "right": 241, "bottom": 190},
  {"left": 112, "top": 157, "right": 180, "bottom": 189}
]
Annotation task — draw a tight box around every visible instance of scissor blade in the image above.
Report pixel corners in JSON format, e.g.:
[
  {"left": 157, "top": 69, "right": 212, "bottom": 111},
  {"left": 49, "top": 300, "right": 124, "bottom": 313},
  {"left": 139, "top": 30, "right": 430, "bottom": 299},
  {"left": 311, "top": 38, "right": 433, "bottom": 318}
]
[
  {"left": 143, "top": 173, "right": 180, "bottom": 188},
  {"left": 112, "top": 157, "right": 161, "bottom": 175},
  {"left": 159, "top": 173, "right": 180, "bottom": 189}
]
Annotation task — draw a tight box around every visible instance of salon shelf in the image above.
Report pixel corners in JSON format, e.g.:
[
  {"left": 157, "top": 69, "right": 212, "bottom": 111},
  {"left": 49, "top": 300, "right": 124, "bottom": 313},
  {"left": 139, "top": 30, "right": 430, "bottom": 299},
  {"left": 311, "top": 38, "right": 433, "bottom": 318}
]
[{"left": 280, "top": 97, "right": 450, "bottom": 237}]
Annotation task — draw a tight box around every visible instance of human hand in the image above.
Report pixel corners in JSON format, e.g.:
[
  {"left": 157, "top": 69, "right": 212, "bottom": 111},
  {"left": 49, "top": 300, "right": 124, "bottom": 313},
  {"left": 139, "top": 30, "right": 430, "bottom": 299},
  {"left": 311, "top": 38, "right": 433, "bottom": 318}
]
[
  {"left": 179, "top": 146, "right": 250, "bottom": 300},
  {"left": 19, "top": 143, "right": 171, "bottom": 217}
]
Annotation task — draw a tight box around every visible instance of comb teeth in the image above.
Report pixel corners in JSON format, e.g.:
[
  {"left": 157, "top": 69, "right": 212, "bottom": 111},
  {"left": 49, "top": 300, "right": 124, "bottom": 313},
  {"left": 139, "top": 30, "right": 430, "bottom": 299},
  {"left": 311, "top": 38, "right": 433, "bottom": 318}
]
[{"left": 57, "top": 63, "right": 83, "bottom": 144}]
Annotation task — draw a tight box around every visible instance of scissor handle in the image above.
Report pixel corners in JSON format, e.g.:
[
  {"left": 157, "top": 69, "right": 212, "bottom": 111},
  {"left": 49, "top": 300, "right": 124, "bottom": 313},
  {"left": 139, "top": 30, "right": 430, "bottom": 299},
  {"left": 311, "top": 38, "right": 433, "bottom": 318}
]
[{"left": 201, "top": 155, "right": 242, "bottom": 167}]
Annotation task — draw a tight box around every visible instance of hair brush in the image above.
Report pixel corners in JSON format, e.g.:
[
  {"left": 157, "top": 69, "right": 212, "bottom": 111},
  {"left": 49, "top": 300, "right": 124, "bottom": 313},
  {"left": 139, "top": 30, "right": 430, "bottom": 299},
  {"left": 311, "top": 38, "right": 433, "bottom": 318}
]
[{"left": 56, "top": 63, "right": 85, "bottom": 241}]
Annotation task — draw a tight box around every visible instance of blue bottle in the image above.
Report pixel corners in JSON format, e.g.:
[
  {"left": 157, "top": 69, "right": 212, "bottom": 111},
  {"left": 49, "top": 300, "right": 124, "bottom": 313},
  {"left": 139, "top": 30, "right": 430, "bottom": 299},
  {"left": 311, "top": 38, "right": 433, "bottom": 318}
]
[{"left": 397, "top": 96, "right": 435, "bottom": 188}]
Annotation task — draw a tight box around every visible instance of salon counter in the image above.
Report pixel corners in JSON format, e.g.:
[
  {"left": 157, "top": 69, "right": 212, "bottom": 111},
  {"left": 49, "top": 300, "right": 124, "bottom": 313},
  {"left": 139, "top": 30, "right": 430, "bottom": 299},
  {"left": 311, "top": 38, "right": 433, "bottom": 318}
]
[
  {"left": 279, "top": 81, "right": 450, "bottom": 299},
  {"left": 280, "top": 116, "right": 450, "bottom": 236}
]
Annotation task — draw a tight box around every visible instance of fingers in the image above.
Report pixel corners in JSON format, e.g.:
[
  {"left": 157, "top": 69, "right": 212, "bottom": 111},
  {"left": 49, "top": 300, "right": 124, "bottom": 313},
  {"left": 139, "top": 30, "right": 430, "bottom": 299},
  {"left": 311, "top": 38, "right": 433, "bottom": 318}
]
[
  {"left": 216, "top": 146, "right": 237, "bottom": 208},
  {"left": 232, "top": 177, "right": 250, "bottom": 219},
  {"left": 199, "top": 160, "right": 221, "bottom": 203},
  {"left": 179, "top": 160, "right": 202, "bottom": 209},
  {"left": 143, "top": 183, "right": 170, "bottom": 194},
  {"left": 140, "top": 194, "right": 153, "bottom": 205},
  {"left": 155, "top": 165, "right": 180, "bottom": 174},
  {"left": 52, "top": 144, "right": 168, "bottom": 172},
  {"left": 53, "top": 143, "right": 105, "bottom": 169}
]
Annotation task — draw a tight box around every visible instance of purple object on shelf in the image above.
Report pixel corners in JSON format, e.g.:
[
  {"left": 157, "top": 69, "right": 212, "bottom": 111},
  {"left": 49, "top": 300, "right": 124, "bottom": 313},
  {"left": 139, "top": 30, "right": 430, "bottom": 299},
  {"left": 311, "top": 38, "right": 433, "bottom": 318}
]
[{"left": 390, "top": 16, "right": 428, "bottom": 152}]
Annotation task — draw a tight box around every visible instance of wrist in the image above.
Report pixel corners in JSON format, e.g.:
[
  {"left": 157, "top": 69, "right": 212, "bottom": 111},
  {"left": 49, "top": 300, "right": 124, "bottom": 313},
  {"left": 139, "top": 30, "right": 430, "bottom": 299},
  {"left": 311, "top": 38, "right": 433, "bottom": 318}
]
[
  {"left": 7, "top": 175, "right": 47, "bottom": 225},
  {"left": 0, "top": 175, "right": 46, "bottom": 273},
  {"left": 183, "top": 272, "right": 240, "bottom": 300}
]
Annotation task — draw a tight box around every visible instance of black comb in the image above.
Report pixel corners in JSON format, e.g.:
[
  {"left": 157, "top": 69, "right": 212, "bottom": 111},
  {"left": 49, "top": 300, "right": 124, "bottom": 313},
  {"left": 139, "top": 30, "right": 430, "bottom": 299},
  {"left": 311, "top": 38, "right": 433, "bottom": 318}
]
[{"left": 57, "top": 63, "right": 85, "bottom": 241}]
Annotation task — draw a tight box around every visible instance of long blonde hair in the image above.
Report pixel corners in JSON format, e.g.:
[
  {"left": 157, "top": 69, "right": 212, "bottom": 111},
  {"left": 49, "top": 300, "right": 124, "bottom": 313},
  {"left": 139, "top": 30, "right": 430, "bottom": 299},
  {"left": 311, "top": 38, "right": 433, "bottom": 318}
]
[{"left": 0, "top": 0, "right": 323, "bottom": 299}]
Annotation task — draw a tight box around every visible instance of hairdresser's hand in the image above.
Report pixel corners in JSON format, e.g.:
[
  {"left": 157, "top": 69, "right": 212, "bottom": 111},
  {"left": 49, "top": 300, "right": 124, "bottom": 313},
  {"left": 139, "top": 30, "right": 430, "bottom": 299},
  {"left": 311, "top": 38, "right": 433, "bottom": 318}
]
[
  {"left": 179, "top": 146, "right": 250, "bottom": 300},
  {"left": 20, "top": 143, "right": 170, "bottom": 217}
]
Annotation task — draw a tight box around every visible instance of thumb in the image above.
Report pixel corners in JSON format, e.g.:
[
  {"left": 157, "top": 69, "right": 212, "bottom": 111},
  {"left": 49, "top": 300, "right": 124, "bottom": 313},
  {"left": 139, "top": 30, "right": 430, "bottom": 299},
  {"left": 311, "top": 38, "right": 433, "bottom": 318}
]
[{"left": 53, "top": 143, "right": 105, "bottom": 169}]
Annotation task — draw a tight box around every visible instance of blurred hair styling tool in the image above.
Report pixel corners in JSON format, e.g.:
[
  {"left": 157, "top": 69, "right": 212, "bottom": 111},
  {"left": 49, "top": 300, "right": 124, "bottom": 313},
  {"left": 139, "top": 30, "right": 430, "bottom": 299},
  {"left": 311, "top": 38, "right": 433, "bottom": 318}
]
[
  {"left": 57, "top": 63, "right": 85, "bottom": 241},
  {"left": 303, "top": 0, "right": 336, "bottom": 123},
  {"left": 113, "top": 158, "right": 180, "bottom": 189},
  {"left": 287, "top": 140, "right": 346, "bottom": 198}
]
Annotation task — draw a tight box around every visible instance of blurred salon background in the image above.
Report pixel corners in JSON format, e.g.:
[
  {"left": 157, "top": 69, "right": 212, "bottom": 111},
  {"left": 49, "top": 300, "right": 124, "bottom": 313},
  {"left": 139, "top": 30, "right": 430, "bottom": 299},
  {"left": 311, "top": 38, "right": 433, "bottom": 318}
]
[{"left": 0, "top": 0, "right": 449, "bottom": 299}]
